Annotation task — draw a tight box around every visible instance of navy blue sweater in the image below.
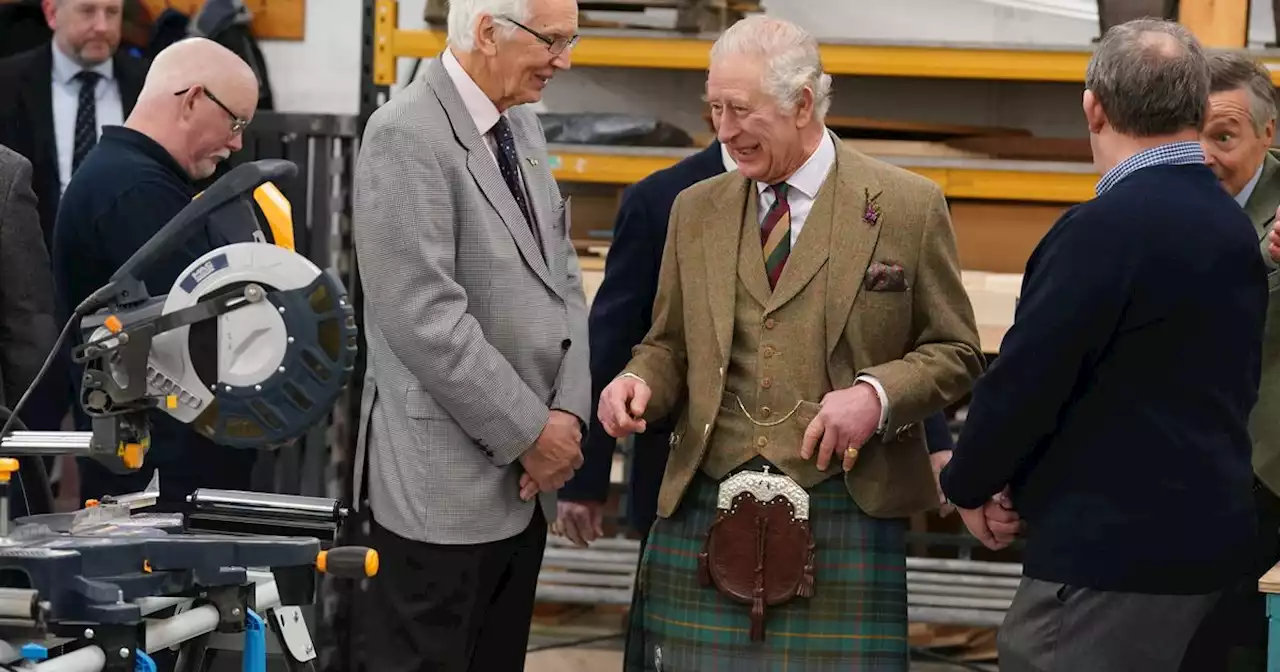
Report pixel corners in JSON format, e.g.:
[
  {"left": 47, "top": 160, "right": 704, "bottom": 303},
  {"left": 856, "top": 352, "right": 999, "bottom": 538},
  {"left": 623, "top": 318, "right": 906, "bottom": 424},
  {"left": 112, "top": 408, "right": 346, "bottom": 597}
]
[{"left": 941, "top": 163, "right": 1267, "bottom": 595}]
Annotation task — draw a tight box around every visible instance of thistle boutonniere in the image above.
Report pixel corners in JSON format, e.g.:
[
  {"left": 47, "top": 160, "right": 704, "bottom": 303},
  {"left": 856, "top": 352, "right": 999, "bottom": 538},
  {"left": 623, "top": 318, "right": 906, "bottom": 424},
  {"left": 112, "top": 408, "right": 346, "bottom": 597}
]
[{"left": 863, "top": 188, "right": 883, "bottom": 226}]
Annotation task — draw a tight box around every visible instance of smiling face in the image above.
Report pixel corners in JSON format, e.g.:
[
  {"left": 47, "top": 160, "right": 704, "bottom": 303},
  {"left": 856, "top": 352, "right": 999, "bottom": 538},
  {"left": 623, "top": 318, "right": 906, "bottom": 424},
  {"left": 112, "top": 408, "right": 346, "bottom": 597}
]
[
  {"left": 481, "top": 0, "right": 577, "bottom": 110},
  {"left": 1201, "top": 87, "right": 1274, "bottom": 197},
  {"left": 706, "top": 55, "right": 817, "bottom": 185}
]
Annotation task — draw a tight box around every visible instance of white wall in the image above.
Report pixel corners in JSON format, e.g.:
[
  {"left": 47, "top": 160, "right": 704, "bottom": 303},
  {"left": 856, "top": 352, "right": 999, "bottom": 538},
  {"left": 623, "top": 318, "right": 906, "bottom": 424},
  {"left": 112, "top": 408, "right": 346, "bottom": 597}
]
[{"left": 256, "top": 0, "right": 1280, "bottom": 138}]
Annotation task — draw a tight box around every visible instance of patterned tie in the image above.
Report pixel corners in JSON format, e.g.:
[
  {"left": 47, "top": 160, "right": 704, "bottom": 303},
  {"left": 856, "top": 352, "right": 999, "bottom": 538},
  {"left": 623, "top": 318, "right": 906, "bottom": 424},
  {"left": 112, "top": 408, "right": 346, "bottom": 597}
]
[
  {"left": 761, "top": 182, "right": 791, "bottom": 290},
  {"left": 72, "top": 71, "right": 102, "bottom": 174},
  {"left": 489, "top": 116, "right": 542, "bottom": 249}
]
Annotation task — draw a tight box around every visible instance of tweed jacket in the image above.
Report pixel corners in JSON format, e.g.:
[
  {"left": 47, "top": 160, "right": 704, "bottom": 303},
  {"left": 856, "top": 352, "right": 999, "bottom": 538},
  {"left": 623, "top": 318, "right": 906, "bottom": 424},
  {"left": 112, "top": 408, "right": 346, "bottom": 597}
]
[
  {"left": 351, "top": 58, "right": 591, "bottom": 545},
  {"left": 0, "top": 144, "right": 57, "bottom": 412},
  {"left": 1243, "top": 148, "right": 1280, "bottom": 496},
  {"left": 624, "top": 136, "right": 984, "bottom": 519}
]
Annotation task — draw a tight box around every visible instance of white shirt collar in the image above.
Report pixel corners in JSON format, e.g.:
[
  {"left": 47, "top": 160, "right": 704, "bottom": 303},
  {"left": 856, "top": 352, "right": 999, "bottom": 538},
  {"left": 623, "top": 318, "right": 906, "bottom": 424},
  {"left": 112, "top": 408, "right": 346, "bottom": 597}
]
[
  {"left": 720, "top": 143, "right": 737, "bottom": 172},
  {"left": 754, "top": 130, "right": 835, "bottom": 197},
  {"left": 441, "top": 47, "right": 502, "bottom": 136},
  {"left": 50, "top": 41, "right": 113, "bottom": 86},
  {"left": 1236, "top": 159, "right": 1266, "bottom": 207}
]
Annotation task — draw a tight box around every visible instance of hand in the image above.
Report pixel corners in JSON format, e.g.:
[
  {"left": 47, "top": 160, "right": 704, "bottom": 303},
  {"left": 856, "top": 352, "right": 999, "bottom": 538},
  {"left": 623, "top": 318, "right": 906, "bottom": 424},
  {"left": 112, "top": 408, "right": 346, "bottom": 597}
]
[
  {"left": 931, "top": 450, "right": 955, "bottom": 517},
  {"left": 518, "top": 472, "right": 539, "bottom": 501},
  {"left": 519, "top": 410, "right": 584, "bottom": 492},
  {"left": 799, "top": 382, "right": 882, "bottom": 472},
  {"left": 552, "top": 500, "right": 605, "bottom": 547},
  {"left": 1269, "top": 210, "right": 1280, "bottom": 263},
  {"left": 598, "top": 375, "right": 650, "bottom": 438},
  {"left": 956, "top": 489, "right": 1024, "bottom": 551}
]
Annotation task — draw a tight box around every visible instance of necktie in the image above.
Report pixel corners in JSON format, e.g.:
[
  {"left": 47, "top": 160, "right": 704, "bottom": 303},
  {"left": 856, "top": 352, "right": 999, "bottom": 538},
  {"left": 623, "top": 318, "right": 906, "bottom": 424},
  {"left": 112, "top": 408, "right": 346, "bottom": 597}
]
[
  {"left": 761, "top": 182, "right": 791, "bottom": 290},
  {"left": 72, "top": 70, "right": 102, "bottom": 174},
  {"left": 489, "top": 117, "right": 542, "bottom": 250}
]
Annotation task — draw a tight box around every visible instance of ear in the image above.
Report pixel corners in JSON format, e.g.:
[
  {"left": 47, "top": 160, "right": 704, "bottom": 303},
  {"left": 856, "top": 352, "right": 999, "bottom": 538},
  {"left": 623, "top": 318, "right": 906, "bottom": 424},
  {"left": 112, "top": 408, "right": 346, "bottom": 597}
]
[
  {"left": 177, "top": 86, "right": 201, "bottom": 120},
  {"left": 794, "top": 86, "right": 816, "bottom": 128},
  {"left": 1265, "top": 118, "right": 1276, "bottom": 146},
  {"left": 1082, "top": 89, "right": 1107, "bottom": 134},
  {"left": 42, "top": 0, "right": 57, "bottom": 29},
  {"left": 475, "top": 13, "right": 500, "bottom": 57}
]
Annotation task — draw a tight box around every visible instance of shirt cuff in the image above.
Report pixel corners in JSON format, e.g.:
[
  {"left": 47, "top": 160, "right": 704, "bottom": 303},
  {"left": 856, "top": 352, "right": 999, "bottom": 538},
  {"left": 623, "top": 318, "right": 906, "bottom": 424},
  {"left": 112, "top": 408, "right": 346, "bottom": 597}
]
[
  {"left": 855, "top": 374, "right": 890, "bottom": 431},
  {"left": 618, "top": 372, "right": 647, "bottom": 386}
]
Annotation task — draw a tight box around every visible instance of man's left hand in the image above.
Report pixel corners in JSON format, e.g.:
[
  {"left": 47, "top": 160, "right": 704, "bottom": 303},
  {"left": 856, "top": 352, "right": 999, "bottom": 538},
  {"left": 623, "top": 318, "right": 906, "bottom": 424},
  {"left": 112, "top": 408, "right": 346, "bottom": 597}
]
[
  {"left": 931, "top": 450, "right": 955, "bottom": 517},
  {"left": 800, "top": 382, "right": 882, "bottom": 472}
]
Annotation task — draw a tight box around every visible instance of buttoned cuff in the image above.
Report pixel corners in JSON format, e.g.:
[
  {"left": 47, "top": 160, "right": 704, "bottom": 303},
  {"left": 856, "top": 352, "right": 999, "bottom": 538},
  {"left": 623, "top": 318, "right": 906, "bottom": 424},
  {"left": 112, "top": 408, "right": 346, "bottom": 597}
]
[{"left": 855, "top": 374, "right": 890, "bottom": 431}]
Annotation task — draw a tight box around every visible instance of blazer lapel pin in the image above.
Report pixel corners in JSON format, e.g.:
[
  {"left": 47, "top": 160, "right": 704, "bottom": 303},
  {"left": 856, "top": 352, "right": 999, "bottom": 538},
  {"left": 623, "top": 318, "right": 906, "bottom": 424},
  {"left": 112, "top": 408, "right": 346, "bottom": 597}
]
[
  {"left": 863, "top": 188, "right": 883, "bottom": 226},
  {"left": 527, "top": 157, "right": 539, "bottom": 166}
]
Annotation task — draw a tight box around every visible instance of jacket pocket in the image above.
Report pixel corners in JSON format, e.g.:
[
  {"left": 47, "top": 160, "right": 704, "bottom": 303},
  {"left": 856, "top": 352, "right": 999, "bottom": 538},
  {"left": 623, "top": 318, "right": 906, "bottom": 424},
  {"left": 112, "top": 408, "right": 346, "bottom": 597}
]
[{"left": 405, "top": 385, "right": 450, "bottom": 420}]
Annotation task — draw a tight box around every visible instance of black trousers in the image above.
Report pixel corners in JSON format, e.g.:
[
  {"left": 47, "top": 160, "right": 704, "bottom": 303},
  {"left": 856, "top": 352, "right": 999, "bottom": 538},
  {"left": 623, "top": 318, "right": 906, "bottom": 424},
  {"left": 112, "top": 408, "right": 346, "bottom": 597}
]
[
  {"left": 1178, "top": 480, "right": 1280, "bottom": 672},
  {"left": 362, "top": 506, "right": 548, "bottom": 672}
]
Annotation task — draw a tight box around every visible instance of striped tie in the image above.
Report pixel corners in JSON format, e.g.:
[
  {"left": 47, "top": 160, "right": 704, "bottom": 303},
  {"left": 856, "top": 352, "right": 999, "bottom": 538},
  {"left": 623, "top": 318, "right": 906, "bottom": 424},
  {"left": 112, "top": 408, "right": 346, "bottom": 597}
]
[{"left": 761, "top": 182, "right": 791, "bottom": 290}]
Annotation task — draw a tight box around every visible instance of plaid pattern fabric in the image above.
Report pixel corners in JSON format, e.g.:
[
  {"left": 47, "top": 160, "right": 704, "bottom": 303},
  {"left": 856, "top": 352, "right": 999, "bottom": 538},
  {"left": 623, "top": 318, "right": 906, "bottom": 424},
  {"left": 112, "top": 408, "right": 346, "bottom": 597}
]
[
  {"left": 1095, "top": 141, "right": 1204, "bottom": 196},
  {"left": 625, "top": 462, "right": 909, "bottom": 671}
]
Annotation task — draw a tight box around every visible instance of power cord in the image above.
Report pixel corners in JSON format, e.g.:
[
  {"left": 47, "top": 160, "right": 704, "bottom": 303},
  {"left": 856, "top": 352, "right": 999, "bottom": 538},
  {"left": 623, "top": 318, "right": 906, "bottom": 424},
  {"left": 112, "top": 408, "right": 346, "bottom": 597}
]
[{"left": 0, "top": 313, "right": 79, "bottom": 442}]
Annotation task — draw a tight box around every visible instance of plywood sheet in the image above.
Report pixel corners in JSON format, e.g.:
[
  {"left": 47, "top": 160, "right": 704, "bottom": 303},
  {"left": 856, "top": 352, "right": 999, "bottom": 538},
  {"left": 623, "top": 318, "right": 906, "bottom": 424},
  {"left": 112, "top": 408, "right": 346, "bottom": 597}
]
[
  {"left": 949, "top": 200, "right": 1066, "bottom": 274},
  {"left": 138, "top": 0, "right": 305, "bottom": 40}
]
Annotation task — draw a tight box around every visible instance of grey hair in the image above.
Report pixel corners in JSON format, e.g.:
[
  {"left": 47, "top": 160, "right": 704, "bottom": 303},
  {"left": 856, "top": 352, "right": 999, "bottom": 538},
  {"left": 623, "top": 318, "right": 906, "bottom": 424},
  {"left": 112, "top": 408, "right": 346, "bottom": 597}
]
[
  {"left": 1207, "top": 51, "right": 1278, "bottom": 135},
  {"left": 447, "top": 0, "right": 529, "bottom": 52},
  {"left": 1085, "top": 18, "right": 1209, "bottom": 136},
  {"left": 709, "top": 15, "right": 833, "bottom": 121}
]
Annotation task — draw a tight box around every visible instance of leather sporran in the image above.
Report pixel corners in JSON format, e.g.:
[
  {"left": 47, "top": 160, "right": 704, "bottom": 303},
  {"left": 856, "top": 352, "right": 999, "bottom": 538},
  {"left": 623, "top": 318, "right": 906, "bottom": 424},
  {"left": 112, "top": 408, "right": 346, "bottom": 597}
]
[{"left": 697, "top": 467, "right": 816, "bottom": 641}]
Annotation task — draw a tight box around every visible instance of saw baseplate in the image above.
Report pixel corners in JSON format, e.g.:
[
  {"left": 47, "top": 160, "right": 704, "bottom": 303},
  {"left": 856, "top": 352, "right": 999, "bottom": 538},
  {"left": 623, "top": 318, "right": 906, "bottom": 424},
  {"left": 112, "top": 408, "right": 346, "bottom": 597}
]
[{"left": 1, "top": 500, "right": 322, "bottom": 627}]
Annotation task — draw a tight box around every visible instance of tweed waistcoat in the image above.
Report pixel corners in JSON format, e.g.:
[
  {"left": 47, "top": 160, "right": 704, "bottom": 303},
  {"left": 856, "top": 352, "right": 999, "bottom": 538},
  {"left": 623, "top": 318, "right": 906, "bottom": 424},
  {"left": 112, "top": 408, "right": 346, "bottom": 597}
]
[{"left": 701, "top": 183, "right": 841, "bottom": 487}]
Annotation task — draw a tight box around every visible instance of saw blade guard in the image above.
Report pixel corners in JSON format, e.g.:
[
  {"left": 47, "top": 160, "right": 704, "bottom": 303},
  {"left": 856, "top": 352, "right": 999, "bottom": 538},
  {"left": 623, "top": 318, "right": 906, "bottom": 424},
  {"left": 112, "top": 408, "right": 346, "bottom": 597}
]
[{"left": 149, "top": 242, "right": 358, "bottom": 449}]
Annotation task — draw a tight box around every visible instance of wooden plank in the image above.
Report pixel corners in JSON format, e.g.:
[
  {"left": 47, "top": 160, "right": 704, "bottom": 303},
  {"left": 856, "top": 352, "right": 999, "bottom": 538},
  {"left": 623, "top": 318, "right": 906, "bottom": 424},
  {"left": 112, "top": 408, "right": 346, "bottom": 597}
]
[
  {"left": 1178, "top": 0, "right": 1249, "bottom": 48},
  {"left": 138, "top": 0, "right": 305, "bottom": 40},
  {"left": 949, "top": 200, "right": 1066, "bottom": 273},
  {"left": 1259, "top": 562, "right": 1280, "bottom": 593}
]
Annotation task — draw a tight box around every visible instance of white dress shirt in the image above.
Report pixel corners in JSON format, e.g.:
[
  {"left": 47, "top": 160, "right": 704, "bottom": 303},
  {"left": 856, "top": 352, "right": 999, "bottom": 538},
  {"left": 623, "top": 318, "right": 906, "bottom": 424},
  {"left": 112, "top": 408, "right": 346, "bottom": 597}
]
[
  {"left": 441, "top": 47, "right": 531, "bottom": 207},
  {"left": 50, "top": 42, "right": 122, "bottom": 195}
]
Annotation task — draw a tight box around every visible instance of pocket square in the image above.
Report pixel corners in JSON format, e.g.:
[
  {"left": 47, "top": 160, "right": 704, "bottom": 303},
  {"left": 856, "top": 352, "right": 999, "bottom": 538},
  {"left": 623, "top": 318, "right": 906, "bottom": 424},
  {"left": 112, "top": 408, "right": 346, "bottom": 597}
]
[{"left": 864, "top": 261, "right": 908, "bottom": 292}]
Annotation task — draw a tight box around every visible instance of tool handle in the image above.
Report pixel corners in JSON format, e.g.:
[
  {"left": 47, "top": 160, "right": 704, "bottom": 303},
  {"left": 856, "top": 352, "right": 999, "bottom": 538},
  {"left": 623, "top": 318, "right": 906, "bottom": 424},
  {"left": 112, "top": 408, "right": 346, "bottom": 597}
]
[{"left": 316, "top": 547, "right": 379, "bottom": 579}]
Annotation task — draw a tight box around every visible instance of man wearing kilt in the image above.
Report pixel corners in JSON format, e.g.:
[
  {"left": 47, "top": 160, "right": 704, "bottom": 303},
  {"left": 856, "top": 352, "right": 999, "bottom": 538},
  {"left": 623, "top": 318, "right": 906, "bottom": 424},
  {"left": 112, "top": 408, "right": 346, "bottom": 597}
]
[{"left": 596, "top": 15, "right": 986, "bottom": 671}]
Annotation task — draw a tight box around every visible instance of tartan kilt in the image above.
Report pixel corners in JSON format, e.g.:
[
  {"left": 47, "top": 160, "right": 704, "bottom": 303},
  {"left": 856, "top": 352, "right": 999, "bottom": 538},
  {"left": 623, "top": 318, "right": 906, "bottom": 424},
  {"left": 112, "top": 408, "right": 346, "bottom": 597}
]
[{"left": 624, "top": 464, "right": 909, "bottom": 671}]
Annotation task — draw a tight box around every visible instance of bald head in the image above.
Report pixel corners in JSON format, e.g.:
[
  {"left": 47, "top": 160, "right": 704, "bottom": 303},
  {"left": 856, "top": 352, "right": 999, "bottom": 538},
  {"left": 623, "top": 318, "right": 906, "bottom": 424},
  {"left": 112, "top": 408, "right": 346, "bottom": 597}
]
[{"left": 127, "top": 38, "right": 259, "bottom": 180}]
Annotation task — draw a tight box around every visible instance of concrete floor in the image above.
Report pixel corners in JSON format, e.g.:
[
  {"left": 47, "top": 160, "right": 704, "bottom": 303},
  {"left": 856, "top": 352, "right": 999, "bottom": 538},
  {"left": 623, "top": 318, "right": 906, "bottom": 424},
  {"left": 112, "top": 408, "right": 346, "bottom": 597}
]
[{"left": 525, "top": 647, "right": 996, "bottom": 671}]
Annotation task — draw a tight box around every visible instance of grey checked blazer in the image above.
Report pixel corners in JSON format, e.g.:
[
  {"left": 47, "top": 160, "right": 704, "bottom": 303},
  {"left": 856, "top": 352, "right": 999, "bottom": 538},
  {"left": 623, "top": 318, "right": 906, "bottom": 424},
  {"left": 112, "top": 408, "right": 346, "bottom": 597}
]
[{"left": 351, "top": 58, "right": 591, "bottom": 545}]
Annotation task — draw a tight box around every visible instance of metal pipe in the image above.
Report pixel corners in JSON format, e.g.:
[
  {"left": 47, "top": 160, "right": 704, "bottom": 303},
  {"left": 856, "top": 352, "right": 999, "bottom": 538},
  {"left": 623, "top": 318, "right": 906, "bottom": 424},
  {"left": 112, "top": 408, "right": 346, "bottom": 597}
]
[
  {"left": 907, "top": 571, "right": 1022, "bottom": 588},
  {"left": 534, "top": 584, "right": 634, "bottom": 605},
  {"left": 906, "top": 583, "right": 1018, "bottom": 600},
  {"left": 0, "top": 588, "right": 39, "bottom": 621},
  {"left": 908, "top": 606, "right": 1006, "bottom": 628},
  {"left": 538, "top": 572, "right": 635, "bottom": 588},
  {"left": 186, "top": 489, "right": 340, "bottom": 523},
  {"left": 907, "top": 594, "right": 1013, "bottom": 610},
  {"left": 0, "top": 432, "right": 93, "bottom": 456},
  {"left": 145, "top": 605, "right": 220, "bottom": 653},
  {"left": 905, "top": 557, "right": 1024, "bottom": 575},
  {"left": 541, "top": 547, "right": 639, "bottom": 566}
]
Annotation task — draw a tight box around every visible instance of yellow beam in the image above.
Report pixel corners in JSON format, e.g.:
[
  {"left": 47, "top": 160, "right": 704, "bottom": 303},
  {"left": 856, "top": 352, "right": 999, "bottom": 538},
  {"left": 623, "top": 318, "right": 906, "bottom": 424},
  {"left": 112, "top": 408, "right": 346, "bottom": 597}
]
[
  {"left": 545, "top": 149, "right": 1099, "bottom": 203},
  {"left": 373, "top": 0, "right": 399, "bottom": 88},
  {"left": 1179, "top": 0, "right": 1250, "bottom": 49},
  {"left": 374, "top": 27, "right": 1280, "bottom": 87}
]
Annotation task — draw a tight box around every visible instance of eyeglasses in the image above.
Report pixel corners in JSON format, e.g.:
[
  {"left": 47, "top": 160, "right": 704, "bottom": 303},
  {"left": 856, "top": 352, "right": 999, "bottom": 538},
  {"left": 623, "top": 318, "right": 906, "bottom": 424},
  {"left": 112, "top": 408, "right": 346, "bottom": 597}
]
[
  {"left": 174, "top": 86, "right": 250, "bottom": 134},
  {"left": 498, "top": 17, "right": 579, "bottom": 56}
]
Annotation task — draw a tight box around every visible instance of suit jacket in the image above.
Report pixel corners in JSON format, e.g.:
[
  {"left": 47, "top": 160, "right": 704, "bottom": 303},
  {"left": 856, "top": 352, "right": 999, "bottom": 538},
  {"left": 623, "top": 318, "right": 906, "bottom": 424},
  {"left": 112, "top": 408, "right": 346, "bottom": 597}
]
[
  {"left": 559, "top": 141, "right": 726, "bottom": 532},
  {"left": 1243, "top": 148, "right": 1280, "bottom": 495},
  {"left": 0, "top": 144, "right": 56, "bottom": 413},
  {"left": 625, "top": 135, "right": 984, "bottom": 519},
  {"left": 352, "top": 57, "right": 591, "bottom": 546},
  {"left": 0, "top": 44, "right": 147, "bottom": 247}
]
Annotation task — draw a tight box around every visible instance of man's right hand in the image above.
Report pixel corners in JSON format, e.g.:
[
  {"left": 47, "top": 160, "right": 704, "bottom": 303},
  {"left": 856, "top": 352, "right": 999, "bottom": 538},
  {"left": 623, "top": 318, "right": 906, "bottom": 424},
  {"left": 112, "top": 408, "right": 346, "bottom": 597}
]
[
  {"left": 1269, "top": 209, "right": 1280, "bottom": 263},
  {"left": 598, "top": 375, "right": 650, "bottom": 438},
  {"left": 519, "top": 410, "right": 584, "bottom": 492},
  {"left": 554, "top": 500, "right": 605, "bottom": 547}
]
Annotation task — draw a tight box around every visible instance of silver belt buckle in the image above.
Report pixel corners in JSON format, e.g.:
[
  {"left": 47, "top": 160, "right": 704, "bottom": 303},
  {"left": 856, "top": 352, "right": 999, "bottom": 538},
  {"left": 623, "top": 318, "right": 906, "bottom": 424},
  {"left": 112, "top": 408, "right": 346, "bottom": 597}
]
[{"left": 716, "top": 466, "right": 809, "bottom": 521}]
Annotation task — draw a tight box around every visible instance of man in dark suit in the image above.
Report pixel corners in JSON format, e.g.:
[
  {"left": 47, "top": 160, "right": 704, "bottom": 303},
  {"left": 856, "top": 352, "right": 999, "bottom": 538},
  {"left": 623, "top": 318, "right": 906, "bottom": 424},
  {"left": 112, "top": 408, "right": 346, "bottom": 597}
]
[
  {"left": 0, "top": 0, "right": 146, "bottom": 446},
  {"left": 0, "top": 143, "right": 58, "bottom": 517},
  {"left": 0, "top": 0, "right": 146, "bottom": 249},
  {"left": 941, "top": 19, "right": 1267, "bottom": 671},
  {"left": 555, "top": 140, "right": 729, "bottom": 545}
]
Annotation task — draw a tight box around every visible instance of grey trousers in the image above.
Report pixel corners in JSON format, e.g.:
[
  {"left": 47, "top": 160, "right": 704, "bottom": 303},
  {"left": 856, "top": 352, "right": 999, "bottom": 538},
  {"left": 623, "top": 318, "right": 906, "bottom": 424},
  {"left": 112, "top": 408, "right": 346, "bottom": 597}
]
[{"left": 997, "top": 577, "right": 1221, "bottom": 672}]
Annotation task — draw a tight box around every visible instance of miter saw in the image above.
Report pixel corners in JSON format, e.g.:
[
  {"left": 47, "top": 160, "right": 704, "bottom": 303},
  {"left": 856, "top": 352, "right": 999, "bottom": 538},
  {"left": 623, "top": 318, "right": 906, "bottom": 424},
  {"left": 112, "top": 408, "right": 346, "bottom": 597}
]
[
  {"left": 0, "top": 158, "right": 358, "bottom": 473},
  {"left": 0, "top": 159, "right": 371, "bottom": 671}
]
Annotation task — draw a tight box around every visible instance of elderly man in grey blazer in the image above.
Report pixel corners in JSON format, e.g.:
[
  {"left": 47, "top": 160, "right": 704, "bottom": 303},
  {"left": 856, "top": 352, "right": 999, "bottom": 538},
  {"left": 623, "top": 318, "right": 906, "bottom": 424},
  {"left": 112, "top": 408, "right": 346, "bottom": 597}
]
[
  {"left": 0, "top": 144, "right": 58, "bottom": 515},
  {"left": 351, "top": 0, "right": 586, "bottom": 668}
]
